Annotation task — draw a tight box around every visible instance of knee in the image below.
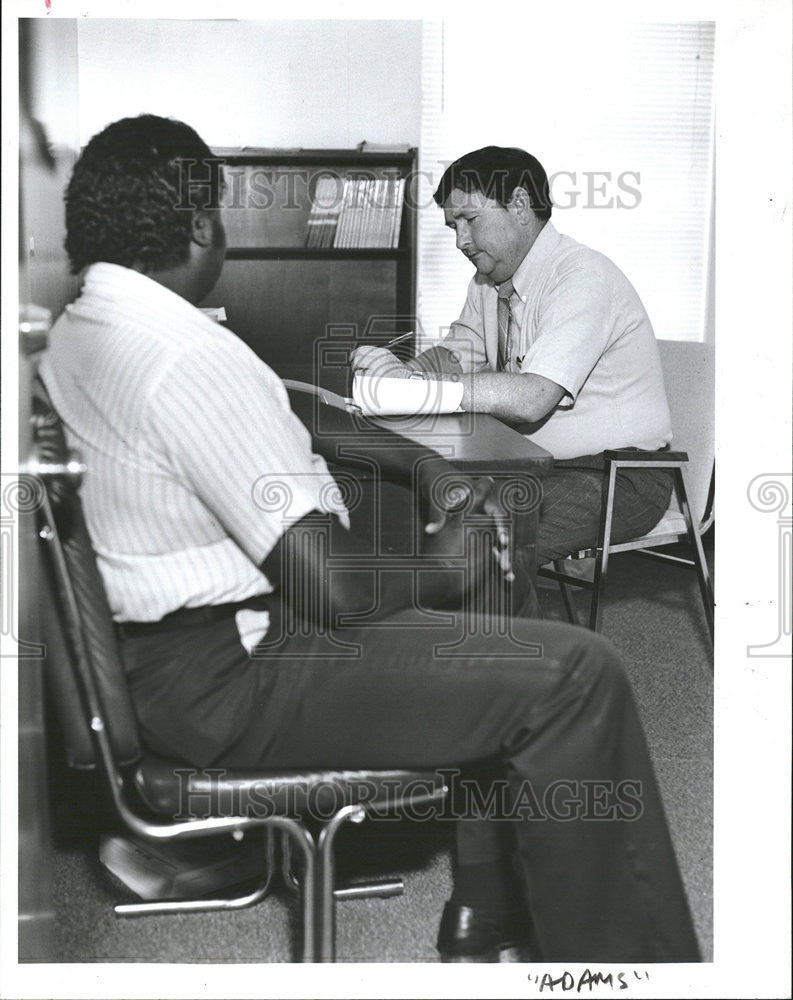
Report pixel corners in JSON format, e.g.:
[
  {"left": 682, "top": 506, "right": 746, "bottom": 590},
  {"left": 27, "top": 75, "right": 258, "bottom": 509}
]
[{"left": 562, "top": 625, "right": 628, "bottom": 695}]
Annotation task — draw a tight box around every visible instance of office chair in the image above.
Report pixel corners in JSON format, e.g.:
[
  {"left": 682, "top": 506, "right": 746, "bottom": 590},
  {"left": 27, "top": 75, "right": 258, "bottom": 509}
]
[
  {"left": 29, "top": 382, "right": 447, "bottom": 962},
  {"left": 537, "top": 340, "right": 715, "bottom": 643}
]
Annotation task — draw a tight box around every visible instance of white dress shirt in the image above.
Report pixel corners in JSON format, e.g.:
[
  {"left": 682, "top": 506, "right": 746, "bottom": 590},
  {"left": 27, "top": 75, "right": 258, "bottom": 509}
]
[
  {"left": 441, "top": 222, "right": 673, "bottom": 459},
  {"left": 41, "top": 263, "right": 348, "bottom": 624}
]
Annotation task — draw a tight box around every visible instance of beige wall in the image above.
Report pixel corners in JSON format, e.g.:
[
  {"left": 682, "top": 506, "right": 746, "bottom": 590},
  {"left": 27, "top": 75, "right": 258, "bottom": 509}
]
[
  {"left": 74, "top": 19, "right": 422, "bottom": 150},
  {"left": 19, "top": 17, "right": 422, "bottom": 318}
]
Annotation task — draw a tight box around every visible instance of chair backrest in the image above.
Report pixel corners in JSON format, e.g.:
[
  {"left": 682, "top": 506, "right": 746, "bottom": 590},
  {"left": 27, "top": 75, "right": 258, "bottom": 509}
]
[
  {"left": 657, "top": 339, "right": 715, "bottom": 525},
  {"left": 32, "top": 379, "right": 142, "bottom": 770}
]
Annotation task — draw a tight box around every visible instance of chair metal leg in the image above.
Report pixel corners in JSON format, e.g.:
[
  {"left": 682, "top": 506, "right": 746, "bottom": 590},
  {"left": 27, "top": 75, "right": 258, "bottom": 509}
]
[
  {"left": 313, "top": 785, "right": 446, "bottom": 959},
  {"left": 332, "top": 879, "right": 404, "bottom": 901},
  {"left": 316, "top": 804, "right": 367, "bottom": 961},
  {"left": 552, "top": 560, "right": 580, "bottom": 625},
  {"left": 634, "top": 547, "right": 697, "bottom": 567},
  {"left": 281, "top": 830, "right": 301, "bottom": 895},
  {"left": 673, "top": 468, "right": 715, "bottom": 645},
  {"left": 114, "top": 873, "right": 275, "bottom": 917},
  {"left": 283, "top": 824, "right": 405, "bottom": 903},
  {"left": 588, "top": 554, "right": 608, "bottom": 632},
  {"left": 589, "top": 464, "right": 618, "bottom": 632}
]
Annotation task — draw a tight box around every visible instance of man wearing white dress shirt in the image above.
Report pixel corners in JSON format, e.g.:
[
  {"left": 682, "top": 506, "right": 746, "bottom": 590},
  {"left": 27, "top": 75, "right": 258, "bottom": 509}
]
[{"left": 352, "top": 146, "right": 674, "bottom": 564}]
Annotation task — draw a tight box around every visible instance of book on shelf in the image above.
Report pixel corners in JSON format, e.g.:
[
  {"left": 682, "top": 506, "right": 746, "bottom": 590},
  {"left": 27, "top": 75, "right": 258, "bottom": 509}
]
[
  {"left": 333, "top": 178, "right": 354, "bottom": 248},
  {"left": 350, "top": 179, "right": 365, "bottom": 248},
  {"left": 373, "top": 178, "right": 387, "bottom": 248},
  {"left": 390, "top": 177, "right": 405, "bottom": 248},
  {"left": 305, "top": 175, "right": 344, "bottom": 248},
  {"left": 324, "top": 177, "right": 345, "bottom": 247},
  {"left": 325, "top": 174, "right": 405, "bottom": 249}
]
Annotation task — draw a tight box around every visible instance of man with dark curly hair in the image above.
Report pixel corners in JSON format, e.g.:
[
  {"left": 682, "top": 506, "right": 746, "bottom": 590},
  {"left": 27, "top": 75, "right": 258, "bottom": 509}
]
[
  {"left": 64, "top": 114, "right": 227, "bottom": 291},
  {"left": 39, "top": 114, "right": 700, "bottom": 964}
]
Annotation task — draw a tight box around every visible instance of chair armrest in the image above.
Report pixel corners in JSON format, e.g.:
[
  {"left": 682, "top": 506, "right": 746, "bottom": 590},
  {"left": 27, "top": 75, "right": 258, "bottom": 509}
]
[{"left": 603, "top": 449, "right": 689, "bottom": 466}]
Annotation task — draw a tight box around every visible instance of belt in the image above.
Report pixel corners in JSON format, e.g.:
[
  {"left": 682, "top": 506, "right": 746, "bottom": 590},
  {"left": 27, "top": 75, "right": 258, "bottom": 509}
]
[
  {"left": 115, "top": 595, "right": 273, "bottom": 639},
  {"left": 554, "top": 444, "right": 671, "bottom": 471}
]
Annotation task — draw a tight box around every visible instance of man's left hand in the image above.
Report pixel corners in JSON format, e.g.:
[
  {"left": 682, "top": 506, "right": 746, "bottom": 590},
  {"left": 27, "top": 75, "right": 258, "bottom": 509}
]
[
  {"left": 350, "top": 345, "right": 413, "bottom": 378},
  {"left": 422, "top": 475, "right": 514, "bottom": 584}
]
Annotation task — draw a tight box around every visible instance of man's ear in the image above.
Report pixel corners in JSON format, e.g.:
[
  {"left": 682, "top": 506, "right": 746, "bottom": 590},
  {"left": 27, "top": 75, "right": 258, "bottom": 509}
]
[
  {"left": 509, "top": 186, "right": 534, "bottom": 224},
  {"left": 190, "top": 209, "right": 214, "bottom": 248}
]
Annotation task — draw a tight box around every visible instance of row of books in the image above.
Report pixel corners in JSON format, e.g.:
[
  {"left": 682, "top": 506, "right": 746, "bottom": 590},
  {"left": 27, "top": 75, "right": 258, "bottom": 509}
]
[{"left": 305, "top": 176, "right": 405, "bottom": 249}]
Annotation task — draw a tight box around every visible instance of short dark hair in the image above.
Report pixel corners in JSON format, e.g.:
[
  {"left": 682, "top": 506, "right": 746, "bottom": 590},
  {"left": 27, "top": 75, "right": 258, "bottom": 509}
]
[
  {"left": 433, "top": 145, "right": 552, "bottom": 221},
  {"left": 64, "top": 114, "right": 223, "bottom": 275}
]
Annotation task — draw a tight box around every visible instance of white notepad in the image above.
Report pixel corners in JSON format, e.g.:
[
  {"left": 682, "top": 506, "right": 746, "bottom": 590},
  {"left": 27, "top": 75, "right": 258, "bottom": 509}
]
[{"left": 351, "top": 373, "right": 464, "bottom": 417}]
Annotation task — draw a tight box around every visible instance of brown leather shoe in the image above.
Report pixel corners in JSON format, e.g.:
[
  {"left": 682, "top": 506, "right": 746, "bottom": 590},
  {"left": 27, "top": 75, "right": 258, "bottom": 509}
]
[{"left": 436, "top": 902, "right": 531, "bottom": 962}]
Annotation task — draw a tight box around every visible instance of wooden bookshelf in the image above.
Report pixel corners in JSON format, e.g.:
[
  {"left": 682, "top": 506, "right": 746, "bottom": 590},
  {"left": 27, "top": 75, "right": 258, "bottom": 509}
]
[
  {"left": 202, "top": 148, "right": 418, "bottom": 391},
  {"left": 225, "top": 248, "right": 411, "bottom": 260}
]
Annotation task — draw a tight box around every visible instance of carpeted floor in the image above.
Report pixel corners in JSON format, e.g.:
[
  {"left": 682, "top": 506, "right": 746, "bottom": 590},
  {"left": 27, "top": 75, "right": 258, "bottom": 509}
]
[{"left": 46, "top": 546, "right": 714, "bottom": 964}]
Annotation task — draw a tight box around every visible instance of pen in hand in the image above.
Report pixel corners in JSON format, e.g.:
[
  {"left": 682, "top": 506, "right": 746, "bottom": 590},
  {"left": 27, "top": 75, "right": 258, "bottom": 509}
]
[
  {"left": 384, "top": 331, "right": 414, "bottom": 348},
  {"left": 353, "top": 331, "right": 414, "bottom": 375}
]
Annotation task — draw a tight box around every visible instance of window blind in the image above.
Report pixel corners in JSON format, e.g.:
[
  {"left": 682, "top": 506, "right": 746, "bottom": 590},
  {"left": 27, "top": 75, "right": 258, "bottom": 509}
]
[{"left": 417, "top": 20, "right": 715, "bottom": 350}]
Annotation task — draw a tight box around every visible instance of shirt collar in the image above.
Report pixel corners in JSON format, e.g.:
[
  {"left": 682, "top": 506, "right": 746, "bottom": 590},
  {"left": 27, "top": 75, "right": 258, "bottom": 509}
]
[
  {"left": 81, "top": 262, "right": 203, "bottom": 319},
  {"left": 498, "top": 221, "right": 561, "bottom": 303}
]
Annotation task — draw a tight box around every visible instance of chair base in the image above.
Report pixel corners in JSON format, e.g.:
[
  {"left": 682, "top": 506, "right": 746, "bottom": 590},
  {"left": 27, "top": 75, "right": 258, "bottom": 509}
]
[
  {"left": 110, "top": 827, "right": 278, "bottom": 918},
  {"left": 537, "top": 462, "right": 714, "bottom": 645},
  {"left": 114, "top": 876, "right": 406, "bottom": 915},
  {"left": 540, "top": 544, "right": 713, "bottom": 644},
  {"left": 99, "top": 831, "right": 267, "bottom": 902},
  {"left": 110, "top": 789, "right": 445, "bottom": 962}
]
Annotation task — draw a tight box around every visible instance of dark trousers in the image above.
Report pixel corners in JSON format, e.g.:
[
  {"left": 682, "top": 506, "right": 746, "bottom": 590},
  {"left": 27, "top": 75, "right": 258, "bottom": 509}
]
[
  {"left": 536, "top": 457, "right": 673, "bottom": 563},
  {"left": 122, "top": 609, "right": 701, "bottom": 963}
]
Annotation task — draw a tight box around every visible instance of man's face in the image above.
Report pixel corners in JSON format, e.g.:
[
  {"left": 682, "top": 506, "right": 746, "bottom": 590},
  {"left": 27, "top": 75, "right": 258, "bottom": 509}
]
[{"left": 443, "top": 187, "right": 532, "bottom": 284}]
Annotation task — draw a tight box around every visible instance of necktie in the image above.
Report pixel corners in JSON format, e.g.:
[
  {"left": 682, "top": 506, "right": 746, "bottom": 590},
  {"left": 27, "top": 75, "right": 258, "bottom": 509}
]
[{"left": 497, "top": 278, "right": 515, "bottom": 371}]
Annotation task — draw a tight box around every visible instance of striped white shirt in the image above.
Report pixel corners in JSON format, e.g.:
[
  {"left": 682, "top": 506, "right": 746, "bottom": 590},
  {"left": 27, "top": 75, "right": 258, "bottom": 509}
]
[{"left": 41, "top": 263, "right": 347, "bottom": 623}]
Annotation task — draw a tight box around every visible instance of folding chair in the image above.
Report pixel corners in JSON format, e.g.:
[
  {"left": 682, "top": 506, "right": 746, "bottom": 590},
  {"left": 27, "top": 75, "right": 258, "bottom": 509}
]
[
  {"left": 30, "top": 383, "right": 447, "bottom": 962},
  {"left": 537, "top": 340, "right": 714, "bottom": 643}
]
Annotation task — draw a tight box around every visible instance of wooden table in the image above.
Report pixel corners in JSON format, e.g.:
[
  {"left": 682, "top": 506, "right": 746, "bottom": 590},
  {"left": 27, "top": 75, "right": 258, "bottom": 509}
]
[
  {"left": 286, "top": 382, "right": 553, "bottom": 616},
  {"left": 283, "top": 378, "right": 553, "bottom": 472},
  {"left": 365, "top": 410, "right": 554, "bottom": 475}
]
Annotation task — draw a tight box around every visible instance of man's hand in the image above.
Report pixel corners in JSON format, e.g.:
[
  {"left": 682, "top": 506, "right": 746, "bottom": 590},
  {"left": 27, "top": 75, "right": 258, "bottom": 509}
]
[
  {"left": 423, "top": 474, "right": 509, "bottom": 553},
  {"left": 350, "top": 345, "right": 413, "bottom": 378},
  {"left": 418, "top": 475, "right": 516, "bottom": 609}
]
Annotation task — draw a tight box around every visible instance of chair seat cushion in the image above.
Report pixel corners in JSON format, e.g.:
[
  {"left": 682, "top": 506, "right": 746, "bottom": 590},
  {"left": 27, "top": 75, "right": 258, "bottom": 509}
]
[
  {"left": 641, "top": 510, "right": 687, "bottom": 539},
  {"left": 132, "top": 754, "right": 447, "bottom": 820}
]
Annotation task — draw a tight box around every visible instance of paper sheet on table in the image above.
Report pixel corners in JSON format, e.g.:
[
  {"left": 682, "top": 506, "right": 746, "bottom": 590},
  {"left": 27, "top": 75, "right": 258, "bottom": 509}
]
[
  {"left": 199, "top": 306, "right": 227, "bottom": 323},
  {"left": 352, "top": 374, "right": 464, "bottom": 416}
]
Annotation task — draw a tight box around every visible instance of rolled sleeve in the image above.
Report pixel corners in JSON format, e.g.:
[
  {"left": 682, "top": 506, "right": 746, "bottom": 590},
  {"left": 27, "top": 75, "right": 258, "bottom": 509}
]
[
  {"left": 146, "top": 338, "right": 348, "bottom": 567},
  {"left": 521, "top": 265, "right": 615, "bottom": 400}
]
